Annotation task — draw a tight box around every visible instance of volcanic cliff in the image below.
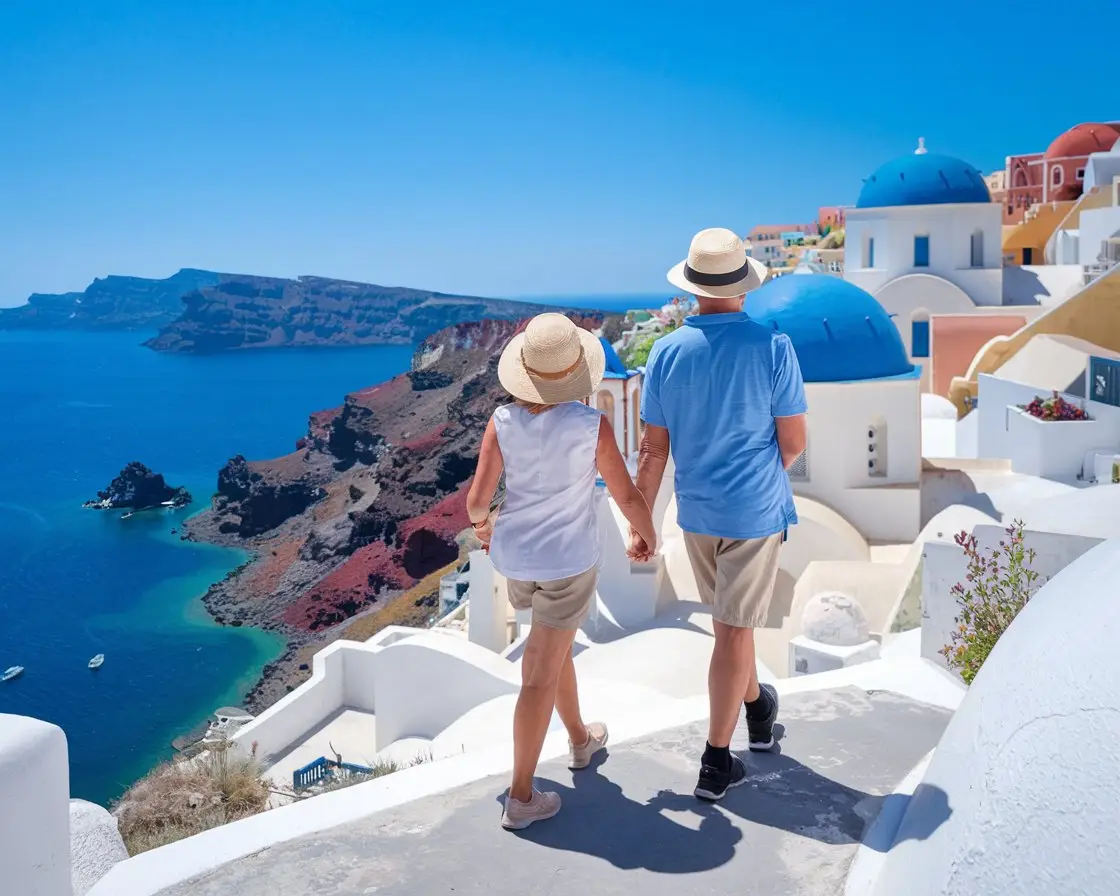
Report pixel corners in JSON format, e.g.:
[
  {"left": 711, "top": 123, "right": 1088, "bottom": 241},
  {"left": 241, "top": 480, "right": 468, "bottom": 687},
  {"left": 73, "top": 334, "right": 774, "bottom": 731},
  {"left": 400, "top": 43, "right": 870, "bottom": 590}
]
[
  {"left": 186, "top": 313, "right": 606, "bottom": 709},
  {"left": 0, "top": 269, "right": 221, "bottom": 331},
  {"left": 144, "top": 274, "right": 597, "bottom": 353}
]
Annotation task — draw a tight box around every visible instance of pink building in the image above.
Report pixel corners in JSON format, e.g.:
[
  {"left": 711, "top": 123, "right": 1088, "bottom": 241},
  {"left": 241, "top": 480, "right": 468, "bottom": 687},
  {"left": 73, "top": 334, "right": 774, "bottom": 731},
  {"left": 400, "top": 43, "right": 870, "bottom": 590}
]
[
  {"left": 1003, "top": 122, "right": 1120, "bottom": 224},
  {"left": 818, "top": 206, "right": 845, "bottom": 230}
]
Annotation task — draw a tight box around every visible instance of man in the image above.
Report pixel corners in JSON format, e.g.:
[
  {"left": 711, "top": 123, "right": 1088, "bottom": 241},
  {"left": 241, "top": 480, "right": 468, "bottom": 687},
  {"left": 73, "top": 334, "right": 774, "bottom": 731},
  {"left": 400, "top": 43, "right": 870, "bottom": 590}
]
[{"left": 630, "top": 227, "right": 807, "bottom": 801}]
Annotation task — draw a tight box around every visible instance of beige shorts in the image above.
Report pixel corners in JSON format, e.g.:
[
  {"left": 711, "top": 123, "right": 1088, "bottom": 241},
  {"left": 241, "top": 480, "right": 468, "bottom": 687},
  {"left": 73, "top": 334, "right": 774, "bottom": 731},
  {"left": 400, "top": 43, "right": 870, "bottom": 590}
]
[
  {"left": 683, "top": 531, "right": 784, "bottom": 629},
  {"left": 507, "top": 567, "right": 598, "bottom": 631}
]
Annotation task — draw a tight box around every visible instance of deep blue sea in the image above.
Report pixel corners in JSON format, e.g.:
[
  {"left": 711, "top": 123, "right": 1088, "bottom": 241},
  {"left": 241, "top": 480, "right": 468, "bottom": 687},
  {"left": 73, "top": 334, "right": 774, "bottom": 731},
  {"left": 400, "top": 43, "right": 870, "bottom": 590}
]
[
  {"left": 0, "top": 294, "right": 651, "bottom": 807},
  {"left": 0, "top": 331, "right": 420, "bottom": 805}
]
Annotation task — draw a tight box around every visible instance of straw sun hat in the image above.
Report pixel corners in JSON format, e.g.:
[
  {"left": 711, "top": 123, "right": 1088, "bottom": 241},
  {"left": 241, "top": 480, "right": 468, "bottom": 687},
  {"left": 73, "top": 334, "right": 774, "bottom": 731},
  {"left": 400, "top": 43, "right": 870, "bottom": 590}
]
[
  {"left": 498, "top": 313, "right": 606, "bottom": 405},
  {"left": 667, "top": 227, "right": 769, "bottom": 299}
]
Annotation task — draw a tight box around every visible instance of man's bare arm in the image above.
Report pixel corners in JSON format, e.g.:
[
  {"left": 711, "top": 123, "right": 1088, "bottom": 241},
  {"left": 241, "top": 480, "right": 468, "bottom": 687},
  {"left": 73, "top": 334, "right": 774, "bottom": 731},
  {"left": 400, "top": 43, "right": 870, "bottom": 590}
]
[
  {"left": 635, "top": 423, "right": 671, "bottom": 512},
  {"left": 775, "top": 414, "right": 807, "bottom": 470}
]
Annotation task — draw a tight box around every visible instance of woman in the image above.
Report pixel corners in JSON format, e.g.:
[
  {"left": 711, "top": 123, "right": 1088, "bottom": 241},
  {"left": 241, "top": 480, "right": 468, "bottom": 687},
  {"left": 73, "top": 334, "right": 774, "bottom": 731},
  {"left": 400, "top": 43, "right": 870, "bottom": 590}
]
[{"left": 467, "top": 313, "right": 659, "bottom": 830}]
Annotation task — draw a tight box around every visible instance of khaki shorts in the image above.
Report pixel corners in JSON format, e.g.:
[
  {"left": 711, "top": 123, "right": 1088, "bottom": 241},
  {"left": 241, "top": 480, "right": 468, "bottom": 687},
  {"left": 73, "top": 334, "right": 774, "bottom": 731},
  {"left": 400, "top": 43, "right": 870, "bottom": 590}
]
[
  {"left": 507, "top": 567, "right": 598, "bottom": 631},
  {"left": 683, "top": 531, "right": 784, "bottom": 629}
]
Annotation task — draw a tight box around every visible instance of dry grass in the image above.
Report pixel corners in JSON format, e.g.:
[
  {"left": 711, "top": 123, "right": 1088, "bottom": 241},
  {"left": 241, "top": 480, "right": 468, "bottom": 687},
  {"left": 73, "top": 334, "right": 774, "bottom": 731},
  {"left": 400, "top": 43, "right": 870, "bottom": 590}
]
[
  {"left": 114, "top": 742, "right": 270, "bottom": 856},
  {"left": 338, "top": 561, "right": 458, "bottom": 642}
]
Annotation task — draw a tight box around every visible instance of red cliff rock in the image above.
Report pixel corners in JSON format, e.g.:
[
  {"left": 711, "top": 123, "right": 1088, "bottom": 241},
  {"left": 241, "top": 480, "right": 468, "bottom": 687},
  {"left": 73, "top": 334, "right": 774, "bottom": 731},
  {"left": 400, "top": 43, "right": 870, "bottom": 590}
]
[{"left": 186, "top": 312, "right": 612, "bottom": 709}]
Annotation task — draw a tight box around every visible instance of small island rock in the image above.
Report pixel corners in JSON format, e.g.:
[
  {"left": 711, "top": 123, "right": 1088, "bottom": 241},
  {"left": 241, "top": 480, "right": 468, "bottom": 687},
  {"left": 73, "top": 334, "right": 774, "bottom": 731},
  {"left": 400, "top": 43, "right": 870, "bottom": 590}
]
[{"left": 84, "top": 462, "right": 192, "bottom": 511}]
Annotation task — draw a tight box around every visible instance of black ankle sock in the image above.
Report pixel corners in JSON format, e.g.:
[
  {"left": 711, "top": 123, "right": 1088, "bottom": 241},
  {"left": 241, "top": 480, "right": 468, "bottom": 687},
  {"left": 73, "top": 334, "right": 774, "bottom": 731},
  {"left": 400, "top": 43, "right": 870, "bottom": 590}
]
[
  {"left": 745, "top": 687, "right": 772, "bottom": 721},
  {"left": 702, "top": 741, "right": 731, "bottom": 770}
]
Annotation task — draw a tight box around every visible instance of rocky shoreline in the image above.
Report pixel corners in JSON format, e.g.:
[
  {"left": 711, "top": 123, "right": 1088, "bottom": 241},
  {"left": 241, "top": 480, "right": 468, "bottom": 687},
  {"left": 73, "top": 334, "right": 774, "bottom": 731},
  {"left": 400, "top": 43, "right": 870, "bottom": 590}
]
[{"left": 175, "top": 313, "right": 614, "bottom": 725}]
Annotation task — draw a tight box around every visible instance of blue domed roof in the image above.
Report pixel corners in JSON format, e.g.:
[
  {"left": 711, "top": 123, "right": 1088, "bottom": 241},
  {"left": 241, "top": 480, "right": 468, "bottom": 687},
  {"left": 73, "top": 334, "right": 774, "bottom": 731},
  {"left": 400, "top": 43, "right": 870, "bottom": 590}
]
[
  {"left": 745, "top": 273, "right": 918, "bottom": 383},
  {"left": 857, "top": 151, "right": 991, "bottom": 209}
]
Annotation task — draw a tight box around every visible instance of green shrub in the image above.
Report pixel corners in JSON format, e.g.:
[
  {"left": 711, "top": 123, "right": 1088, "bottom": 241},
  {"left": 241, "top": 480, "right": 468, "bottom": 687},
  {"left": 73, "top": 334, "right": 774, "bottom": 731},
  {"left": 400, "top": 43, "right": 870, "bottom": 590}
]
[
  {"left": 621, "top": 332, "right": 659, "bottom": 369},
  {"left": 940, "top": 520, "right": 1040, "bottom": 684}
]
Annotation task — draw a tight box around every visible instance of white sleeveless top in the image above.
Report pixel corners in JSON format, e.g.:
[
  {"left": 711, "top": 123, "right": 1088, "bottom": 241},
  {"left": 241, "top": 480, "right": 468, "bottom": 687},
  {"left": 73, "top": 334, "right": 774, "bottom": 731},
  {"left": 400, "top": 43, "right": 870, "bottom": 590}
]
[{"left": 489, "top": 401, "right": 602, "bottom": 582}]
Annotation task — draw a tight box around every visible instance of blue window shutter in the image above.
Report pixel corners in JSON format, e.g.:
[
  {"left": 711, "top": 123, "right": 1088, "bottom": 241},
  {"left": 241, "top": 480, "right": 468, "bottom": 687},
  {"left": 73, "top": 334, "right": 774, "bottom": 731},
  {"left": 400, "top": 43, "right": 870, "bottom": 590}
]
[
  {"left": 911, "top": 320, "right": 930, "bottom": 358},
  {"left": 914, "top": 235, "right": 930, "bottom": 267}
]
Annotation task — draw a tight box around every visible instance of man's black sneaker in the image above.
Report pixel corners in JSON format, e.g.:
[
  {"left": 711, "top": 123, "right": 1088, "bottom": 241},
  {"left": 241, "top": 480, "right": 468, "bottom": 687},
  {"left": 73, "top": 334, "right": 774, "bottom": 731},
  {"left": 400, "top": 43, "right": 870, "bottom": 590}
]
[
  {"left": 746, "top": 682, "right": 779, "bottom": 751},
  {"left": 694, "top": 754, "right": 747, "bottom": 801}
]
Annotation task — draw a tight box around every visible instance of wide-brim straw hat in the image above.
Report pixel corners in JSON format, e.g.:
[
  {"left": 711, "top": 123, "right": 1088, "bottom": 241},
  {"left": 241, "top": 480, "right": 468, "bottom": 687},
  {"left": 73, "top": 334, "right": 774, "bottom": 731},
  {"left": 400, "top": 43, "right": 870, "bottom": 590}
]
[
  {"left": 667, "top": 227, "right": 769, "bottom": 299},
  {"left": 498, "top": 313, "right": 606, "bottom": 404}
]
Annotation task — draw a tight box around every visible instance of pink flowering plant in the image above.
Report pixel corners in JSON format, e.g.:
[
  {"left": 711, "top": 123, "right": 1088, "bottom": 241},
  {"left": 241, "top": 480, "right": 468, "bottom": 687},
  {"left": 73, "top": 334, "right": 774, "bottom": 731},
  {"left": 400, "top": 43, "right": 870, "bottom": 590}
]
[
  {"left": 940, "top": 520, "right": 1041, "bottom": 685},
  {"left": 1020, "top": 391, "right": 1090, "bottom": 421}
]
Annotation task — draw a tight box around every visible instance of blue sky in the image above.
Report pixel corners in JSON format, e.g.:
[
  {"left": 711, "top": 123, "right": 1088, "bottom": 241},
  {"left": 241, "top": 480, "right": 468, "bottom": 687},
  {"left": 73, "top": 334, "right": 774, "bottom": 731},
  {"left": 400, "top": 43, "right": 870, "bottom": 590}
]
[{"left": 0, "top": 0, "right": 1111, "bottom": 304}]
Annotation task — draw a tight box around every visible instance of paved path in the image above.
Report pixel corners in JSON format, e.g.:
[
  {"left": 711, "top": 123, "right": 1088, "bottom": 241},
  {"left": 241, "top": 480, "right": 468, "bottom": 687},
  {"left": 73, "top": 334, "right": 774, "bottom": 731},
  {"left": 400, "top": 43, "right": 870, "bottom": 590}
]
[{"left": 160, "top": 687, "right": 952, "bottom": 896}]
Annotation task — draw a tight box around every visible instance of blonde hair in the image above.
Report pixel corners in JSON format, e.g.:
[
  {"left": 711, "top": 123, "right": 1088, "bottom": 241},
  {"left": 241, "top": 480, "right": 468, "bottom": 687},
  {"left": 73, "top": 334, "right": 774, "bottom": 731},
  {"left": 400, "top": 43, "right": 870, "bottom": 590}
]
[{"left": 515, "top": 399, "right": 557, "bottom": 416}]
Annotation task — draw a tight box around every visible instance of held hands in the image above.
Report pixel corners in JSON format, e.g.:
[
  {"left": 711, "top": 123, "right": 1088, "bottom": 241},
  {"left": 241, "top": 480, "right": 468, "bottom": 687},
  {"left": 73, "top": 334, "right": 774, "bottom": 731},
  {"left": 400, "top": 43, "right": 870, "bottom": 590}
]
[
  {"left": 472, "top": 517, "right": 494, "bottom": 553},
  {"left": 627, "top": 526, "right": 657, "bottom": 563}
]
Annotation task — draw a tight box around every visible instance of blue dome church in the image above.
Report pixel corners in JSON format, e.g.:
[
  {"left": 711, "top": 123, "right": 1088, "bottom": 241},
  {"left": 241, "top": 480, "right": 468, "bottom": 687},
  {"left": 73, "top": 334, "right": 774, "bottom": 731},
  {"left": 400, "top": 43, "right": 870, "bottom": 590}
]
[
  {"left": 746, "top": 270, "right": 923, "bottom": 542},
  {"left": 745, "top": 273, "right": 918, "bottom": 383},
  {"left": 842, "top": 138, "right": 1006, "bottom": 393}
]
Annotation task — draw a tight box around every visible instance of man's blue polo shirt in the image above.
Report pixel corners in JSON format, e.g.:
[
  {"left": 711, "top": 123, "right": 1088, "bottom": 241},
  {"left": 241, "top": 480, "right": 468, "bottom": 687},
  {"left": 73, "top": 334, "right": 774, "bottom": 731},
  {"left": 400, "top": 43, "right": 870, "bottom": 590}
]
[{"left": 640, "top": 311, "right": 808, "bottom": 540}]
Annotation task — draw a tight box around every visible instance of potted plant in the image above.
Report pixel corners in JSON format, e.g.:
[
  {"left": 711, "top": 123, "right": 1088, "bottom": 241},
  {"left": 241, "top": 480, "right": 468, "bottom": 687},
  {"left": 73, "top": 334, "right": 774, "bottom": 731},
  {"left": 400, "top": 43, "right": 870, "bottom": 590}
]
[{"left": 1019, "top": 391, "right": 1090, "bottom": 421}]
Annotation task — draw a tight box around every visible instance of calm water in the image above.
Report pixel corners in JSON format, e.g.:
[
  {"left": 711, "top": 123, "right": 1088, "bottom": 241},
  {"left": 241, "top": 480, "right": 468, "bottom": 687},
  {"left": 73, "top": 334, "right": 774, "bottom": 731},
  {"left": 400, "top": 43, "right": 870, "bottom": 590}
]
[
  {"left": 0, "top": 331, "right": 416, "bottom": 805},
  {"left": 0, "top": 295, "right": 652, "bottom": 806}
]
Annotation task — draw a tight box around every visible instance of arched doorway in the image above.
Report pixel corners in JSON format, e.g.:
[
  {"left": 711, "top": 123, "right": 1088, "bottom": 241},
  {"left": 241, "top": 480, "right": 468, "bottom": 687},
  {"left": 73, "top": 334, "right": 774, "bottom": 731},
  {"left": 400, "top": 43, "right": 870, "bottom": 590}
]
[{"left": 596, "top": 389, "right": 615, "bottom": 428}]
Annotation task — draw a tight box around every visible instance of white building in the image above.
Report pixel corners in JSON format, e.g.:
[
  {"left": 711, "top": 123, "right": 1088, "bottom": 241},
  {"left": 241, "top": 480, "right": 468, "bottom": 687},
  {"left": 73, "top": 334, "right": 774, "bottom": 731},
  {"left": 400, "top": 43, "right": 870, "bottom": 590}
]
[
  {"left": 843, "top": 141, "right": 1004, "bottom": 390},
  {"left": 744, "top": 270, "right": 923, "bottom": 541},
  {"left": 846, "top": 140, "right": 1003, "bottom": 307},
  {"left": 1051, "top": 138, "right": 1120, "bottom": 276},
  {"left": 588, "top": 336, "right": 642, "bottom": 461}
]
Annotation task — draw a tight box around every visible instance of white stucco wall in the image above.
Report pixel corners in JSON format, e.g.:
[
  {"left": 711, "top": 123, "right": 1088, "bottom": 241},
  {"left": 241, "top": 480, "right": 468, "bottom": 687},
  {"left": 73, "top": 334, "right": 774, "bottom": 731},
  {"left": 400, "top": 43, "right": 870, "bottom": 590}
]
[
  {"left": 844, "top": 203, "right": 1003, "bottom": 306},
  {"left": 919, "top": 527, "right": 1102, "bottom": 670},
  {"left": 0, "top": 714, "right": 71, "bottom": 896},
  {"left": 794, "top": 379, "right": 922, "bottom": 541},
  {"left": 231, "top": 629, "right": 521, "bottom": 763},
  {"left": 874, "top": 538, "right": 1120, "bottom": 896},
  {"left": 975, "top": 373, "right": 1120, "bottom": 477},
  {"left": 1002, "top": 263, "right": 1084, "bottom": 306},
  {"left": 1084, "top": 153, "right": 1120, "bottom": 192},
  {"left": 1078, "top": 204, "right": 1120, "bottom": 266}
]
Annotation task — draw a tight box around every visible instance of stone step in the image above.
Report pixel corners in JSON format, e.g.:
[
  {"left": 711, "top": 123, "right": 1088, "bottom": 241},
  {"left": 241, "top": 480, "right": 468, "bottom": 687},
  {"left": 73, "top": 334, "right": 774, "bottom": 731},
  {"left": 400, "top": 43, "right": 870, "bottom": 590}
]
[{"left": 158, "top": 687, "right": 951, "bottom": 896}]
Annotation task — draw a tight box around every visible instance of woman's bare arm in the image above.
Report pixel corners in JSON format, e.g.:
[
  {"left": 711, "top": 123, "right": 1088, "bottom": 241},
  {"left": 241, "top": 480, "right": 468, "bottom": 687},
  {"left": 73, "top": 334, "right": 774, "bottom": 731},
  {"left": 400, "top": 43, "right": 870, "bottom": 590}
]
[{"left": 466, "top": 417, "right": 504, "bottom": 543}]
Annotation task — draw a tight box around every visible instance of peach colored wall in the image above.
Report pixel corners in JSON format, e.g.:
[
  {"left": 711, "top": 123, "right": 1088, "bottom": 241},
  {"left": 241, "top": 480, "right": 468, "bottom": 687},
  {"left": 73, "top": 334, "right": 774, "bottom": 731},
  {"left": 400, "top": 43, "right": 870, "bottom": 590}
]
[{"left": 931, "top": 315, "right": 1027, "bottom": 396}]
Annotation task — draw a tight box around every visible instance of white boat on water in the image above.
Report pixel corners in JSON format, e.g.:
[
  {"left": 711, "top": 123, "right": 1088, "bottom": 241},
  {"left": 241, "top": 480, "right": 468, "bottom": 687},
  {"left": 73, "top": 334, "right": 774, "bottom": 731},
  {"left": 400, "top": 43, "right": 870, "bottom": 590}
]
[
  {"left": 88, "top": 654, "right": 105, "bottom": 670},
  {"left": 2, "top": 666, "right": 24, "bottom": 682}
]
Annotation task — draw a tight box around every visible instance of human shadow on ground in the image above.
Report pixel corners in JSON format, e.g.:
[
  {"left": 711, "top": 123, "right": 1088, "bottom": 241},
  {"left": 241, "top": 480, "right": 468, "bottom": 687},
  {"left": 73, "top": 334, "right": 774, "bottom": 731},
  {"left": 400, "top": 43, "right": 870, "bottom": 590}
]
[
  {"left": 498, "top": 754, "right": 742, "bottom": 874},
  {"left": 646, "top": 750, "right": 952, "bottom": 853},
  {"left": 498, "top": 749, "right": 951, "bottom": 872}
]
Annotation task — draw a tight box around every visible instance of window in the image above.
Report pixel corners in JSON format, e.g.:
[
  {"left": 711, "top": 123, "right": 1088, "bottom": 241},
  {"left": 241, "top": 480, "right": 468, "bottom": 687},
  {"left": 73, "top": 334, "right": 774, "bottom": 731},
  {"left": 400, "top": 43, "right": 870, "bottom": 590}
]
[
  {"left": 1077, "top": 167, "right": 1086, "bottom": 180},
  {"left": 865, "top": 236, "right": 876, "bottom": 269},
  {"left": 868, "top": 417, "right": 888, "bottom": 478},
  {"left": 913, "top": 235, "right": 930, "bottom": 267},
  {"left": 1052, "top": 165, "right": 1064, "bottom": 187},
  {"left": 911, "top": 314, "right": 930, "bottom": 358},
  {"left": 970, "top": 230, "right": 984, "bottom": 267}
]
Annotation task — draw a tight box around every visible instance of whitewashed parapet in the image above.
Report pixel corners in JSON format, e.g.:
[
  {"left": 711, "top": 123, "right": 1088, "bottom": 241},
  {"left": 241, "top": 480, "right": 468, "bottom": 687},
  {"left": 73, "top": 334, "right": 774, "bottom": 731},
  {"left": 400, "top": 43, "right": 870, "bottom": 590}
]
[{"left": 0, "top": 713, "right": 71, "bottom": 896}]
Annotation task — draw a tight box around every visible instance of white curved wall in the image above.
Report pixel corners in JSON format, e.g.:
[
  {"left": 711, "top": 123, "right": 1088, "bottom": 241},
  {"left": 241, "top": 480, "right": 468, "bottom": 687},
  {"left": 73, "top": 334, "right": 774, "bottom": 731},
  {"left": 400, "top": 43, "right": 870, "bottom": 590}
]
[
  {"left": 372, "top": 635, "right": 518, "bottom": 748},
  {"left": 0, "top": 714, "right": 71, "bottom": 896},
  {"left": 782, "top": 496, "right": 870, "bottom": 578},
  {"left": 232, "top": 629, "right": 519, "bottom": 762},
  {"left": 873, "top": 539, "right": 1120, "bottom": 896}
]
